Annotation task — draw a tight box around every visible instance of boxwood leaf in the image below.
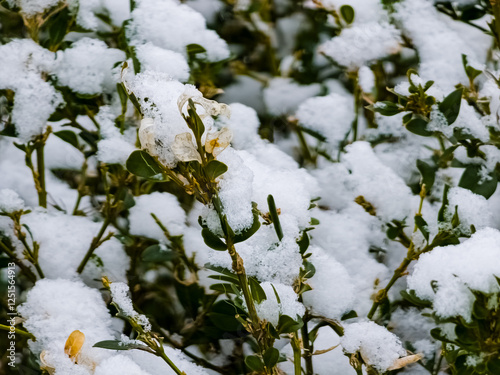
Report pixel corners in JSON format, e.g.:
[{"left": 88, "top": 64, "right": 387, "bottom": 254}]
[
  {"left": 245, "top": 355, "right": 265, "bottom": 372},
  {"left": 263, "top": 347, "right": 280, "bottom": 369},
  {"left": 340, "top": 5, "right": 355, "bottom": 24},
  {"left": 439, "top": 88, "right": 463, "bottom": 125},
  {"left": 126, "top": 150, "right": 164, "bottom": 179},
  {"left": 205, "top": 160, "right": 228, "bottom": 180},
  {"left": 201, "top": 228, "right": 227, "bottom": 251}
]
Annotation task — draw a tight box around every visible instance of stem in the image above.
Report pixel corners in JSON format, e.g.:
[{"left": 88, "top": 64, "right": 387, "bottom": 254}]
[
  {"left": 351, "top": 75, "right": 361, "bottom": 142},
  {"left": 76, "top": 218, "right": 111, "bottom": 274},
  {"left": 73, "top": 162, "right": 87, "bottom": 215},
  {"left": 367, "top": 188, "right": 426, "bottom": 320},
  {"left": 157, "top": 348, "right": 185, "bottom": 375},
  {"left": 367, "top": 256, "right": 413, "bottom": 320},
  {"left": 290, "top": 333, "right": 302, "bottom": 375},
  {"left": 295, "top": 126, "right": 315, "bottom": 166},
  {"left": 35, "top": 140, "right": 47, "bottom": 208},
  {"left": 490, "top": 0, "right": 500, "bottom": 50},
  {"left": 227, "top": 240, "right": 260, "bottom": 329},
  {"left": 16, "top": 231, "right": 44, "bottom": 279},
  {"left": 0, "top": 240, "right": 37, "bottom": 282},
  {"left": 301, "top": 315, "right": 314, "bottom": 375},
  {"left": 0, "top": 324, "right": 35, "bottom": 340}
]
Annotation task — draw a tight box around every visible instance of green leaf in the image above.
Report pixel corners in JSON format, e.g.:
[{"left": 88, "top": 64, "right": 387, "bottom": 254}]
[
  {"left": 93, "top": 340, "right": 152, "bottom": 352},
  {"left": 205, "top": 160, "right": 228, "bottom": 180},
  {"left": 459, "top": 165, "right": 498, "bottom": 198},
  {"left": 277, "top": 315, "right": 303, "bottom": 334},
  {"left": 298, "top": 126, "right": 327, "bottom": 142},
  {"left": 406, "top": 116, "right": 433, "bottom": 136},
  {"left": 301, "top": 261, "right": 316, "bottom": 279},
  {"left": 201, "top": 228, "right": 227, "bottom": 251},
  {"left": 234, "top": 202, "right": 261, "bottom": 243},
  {"left": 400, "top": 290, "right": 432, "bottom": 308},
  {"left": 297, "top": 232, "right": 310, "bottom": 255},
  {"left": 186, "top": 43, "right": 207, "bottom": 56},
  {"left": 369, "top": 101, "right": 400, "bottom": 116},
  {"left": 267, "top": 195, "right": 283, "bottom": 241},
  {"left": 45, "top": 7, "right": 73, "bottom": 49},
  {"left": 487, "top": 358, "right": 500, "bottom": 373},
  {"left": 430, "top": 328, "right": 455, "bottom": 344},
  {"left": 310, "top": 217, "right": 320, "bottom": 225},
  {"left": 126, "top": 150, "right": 164, "bottom": 179},
  {"left": 462, "top": 54, "right": 482, "bottom": 81},
  {"left": 340, "top": 5, "right": 355, "bottom": 24},
  {"left": 249, "top": 277, "right": 267, "bottom": 304},
  {"left": 54, "top": 130, "right": 79, "bottom": 149},
  {"left": 210, "top": 283, "right": 238, "bottom": 294},
  {"left": 438, "top": 184, "right": 450, "bottom": 222},
  {"left": 455, "top": 325, "right": 476, "bottom": 345},
  {"left": 414, "top": 215, "right": 429, "bottom": 241},
  {"left": 208, "top": 274, "right": 239, "bottom": 285},
  {"left": 186, "top": 99, "right": 205, "bottom": 140},
  {"left": 386, "top": 224, "right": 398, "bottom": 240},
  {"left": 117, "top": 83, "right": 128, "bottom": 111},
  {"left": 416, "top": 159, "right": 436, "bottom": 191},
  {"left": 208, "top": 300, "right": 246, "bottom": 332},
  {"left": 271, "top": 283, "right": 281, "bottom": 304},
  {"left": 263, "top": 347, "right": 280, "bottom": 369},
  {"left": 439, "top": 88, "right": 463, "bottom": 125},
  {"left": 245, "top": 355, "right": 265, "bottom": 372},
  {"left": 142, "top": 245, "right": 177, "bottom": 262},
  {"left": 341, "top": 310, "right": 358, "bottom": 320}
]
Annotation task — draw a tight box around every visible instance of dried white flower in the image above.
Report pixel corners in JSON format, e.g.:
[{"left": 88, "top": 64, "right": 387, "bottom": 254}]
[
  {"left": 205, "top": 127, "right": 232, "bottom": 157},
  {"left": 139, "top": 117, "right": 156, "bottom": 155},
  {"left": 177, "top": 93, "right": 231, "bottom": 119},
  {"left": 172, "top": 132, "right": 202, "bottom": 163}
]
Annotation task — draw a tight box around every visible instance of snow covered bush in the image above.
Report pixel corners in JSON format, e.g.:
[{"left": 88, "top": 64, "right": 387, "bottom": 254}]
[{"left": 2, "top": 0, "right": 500, "bottom": 374}]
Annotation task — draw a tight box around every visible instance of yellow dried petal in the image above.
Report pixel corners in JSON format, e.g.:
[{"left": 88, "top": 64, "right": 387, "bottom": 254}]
[
  {"left": 64, "top": 330, "right": 85, "bottom": 361},
  {"left": 388, "top": 354, "right": 423, "bottom": 371}
]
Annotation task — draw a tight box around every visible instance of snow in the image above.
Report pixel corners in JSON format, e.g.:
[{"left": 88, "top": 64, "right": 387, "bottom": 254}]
[
  {"left": 394, "top": 0, "right": 490, "bottom": 90},
  {"left": 95, "top": 106, "right": 136, "bottom": 165},
  {"left": 95, "top": 355, "right": 151, "bottom": 375},
  {"left": 295, "top": 93, "right": 354, "bottom": 155},
  {"left": 343, "top": 141, "right": 416, "bottom": 222},
  {"left": 214, "top": 148, "right": 254, "bottom": 234},
  {"left": 18, "top": 279, "right": 115, "bottom": 371},
  {"left": 126, "top": 0, "right": 230, "bottom": 62},
  {"left": 0, "top": 40, "right": 63, "bottom": 142},
  {"left": 0, "top": 189, "right": 25, "bottom": 213},
  {"left": 135, "top": 43, "right": 190, "bottom": 82},
  {"left": 128, "top": 192, "right": 187, "bottom": 239},
  {"left": 55, "top": 38, "right": 125, "bottom": 95},
  {"left": 109, "top": 282, "right": 152, "bottom": 332},
  {"left": 9, "top": 0, "right": 60, "bottom": 15},
  {"left": 320, "top": 22, "right": 401, "bottom": 69},
  {"left": 216, "top": 103, "right": 261, "bottom": 149},
  {"left": 18, "top": 210, "right": 128, "bottom": 282},
  {"left": 302, "top": 247, "right": 355, "bottom": 320},
  {"left": 341, "top": 321, "right": 407, "bottom": 372},
  {"left": 358, "top": 66, "right": 375, "bottom": 93},
  {"left": 263, "top": 78, "right": 322, "bottom": 116},
  {"left": 447, "top": 187, "right": 493, "bottom": 235},
  {"left": 254, "top": 282, "right": 305, "bottom": 326},
  {"left": 408, "top": 228, "right": 500, "bottom": 321},
  {"left": 427, "top": 101, "right": 490, "bottom": 142}
]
